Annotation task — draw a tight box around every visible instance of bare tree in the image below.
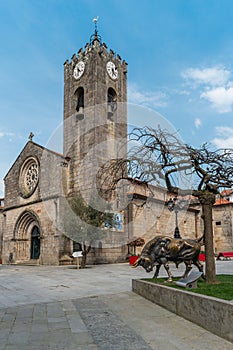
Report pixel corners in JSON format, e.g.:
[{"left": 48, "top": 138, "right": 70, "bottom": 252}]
[{"left": 98, "top": 126, "right": 233, "bottom": 283}]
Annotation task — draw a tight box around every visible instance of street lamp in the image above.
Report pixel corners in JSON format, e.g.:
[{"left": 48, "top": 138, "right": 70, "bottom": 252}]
[{"left": 167, "top": 197, "right": 182, "bottom": 239}]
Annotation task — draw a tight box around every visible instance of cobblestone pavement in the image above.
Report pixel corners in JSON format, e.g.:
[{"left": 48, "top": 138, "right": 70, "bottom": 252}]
[{"left": 0, "top": 261, "right": 232, "bottom": 349}]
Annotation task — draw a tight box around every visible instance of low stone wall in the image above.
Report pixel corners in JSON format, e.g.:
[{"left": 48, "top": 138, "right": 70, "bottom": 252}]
[{"left": 132, "top": 279, "right": 233, "bottom": 343}]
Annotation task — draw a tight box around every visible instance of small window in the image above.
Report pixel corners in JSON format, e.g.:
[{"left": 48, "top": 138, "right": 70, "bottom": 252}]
[{"left": 216, "top": 221, "right": 221, "bottom": 226}]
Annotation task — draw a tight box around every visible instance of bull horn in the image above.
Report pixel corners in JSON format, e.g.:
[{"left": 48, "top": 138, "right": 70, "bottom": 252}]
[{"left": 131, "top": 257, "right": 141, "bottom": 268}]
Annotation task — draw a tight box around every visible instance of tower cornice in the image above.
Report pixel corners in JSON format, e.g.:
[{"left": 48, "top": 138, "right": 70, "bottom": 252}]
[{"left": 65, "top": 42, "right": 127, "bottom": 71}]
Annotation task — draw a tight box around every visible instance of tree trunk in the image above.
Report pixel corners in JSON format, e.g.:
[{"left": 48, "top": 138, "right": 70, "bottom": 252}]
[
  {"left": 81, "top": 241, "right": 92, "bottom": 268},
  {"left": 199, "top": 193, "right": 216, "bottom": 283},
  {"left": 81, "top": 252, "right": 87, "bottom": 268}
]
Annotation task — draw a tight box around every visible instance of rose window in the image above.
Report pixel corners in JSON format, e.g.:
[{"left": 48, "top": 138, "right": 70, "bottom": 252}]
[
  {"left": 25, "top": 163, "right": 38, "bottom": 192},
  {"left": 19, "top": 157, "right": 39, "bottom": 198}
]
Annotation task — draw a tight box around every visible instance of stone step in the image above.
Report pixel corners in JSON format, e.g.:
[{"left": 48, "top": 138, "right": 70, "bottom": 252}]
[{"left": 15, "top": 259, "right": 40, "bottom": 266}]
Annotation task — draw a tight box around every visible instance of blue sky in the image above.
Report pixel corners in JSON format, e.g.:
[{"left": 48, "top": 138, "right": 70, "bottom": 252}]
[{"left": 1, "top": 0, "right": 233, "bottom": 197}]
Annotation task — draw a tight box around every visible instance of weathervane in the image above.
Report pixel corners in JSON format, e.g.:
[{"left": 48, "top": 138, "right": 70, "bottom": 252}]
[
  {"left": 93, "top": 16, "right": 99, "bottom": 35},
  {"left": 90, "top": 16, "right": 102, "bottom": 45}
]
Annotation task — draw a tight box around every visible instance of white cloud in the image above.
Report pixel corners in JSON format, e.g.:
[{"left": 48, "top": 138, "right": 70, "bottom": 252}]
[
  {"left": 181, "top": 66, "right": 233, "bottom": 113},
  {"left": 128, "top": 83, "right": 167, "bottom": 108},
  {"left": 212, "top": 126, "right": 233, "bottom": 149},
  {"left": 201, "top": 87, "right": 233, "bottom": 113},
  {"left": 0, "top": 131, "right": 14, "bottom": 138},
  {"left": 194, "top": 118, "right": 202, "bottom": 129},
  {"left": 182, "top": 67, "right": 231, "bottom": 87}
]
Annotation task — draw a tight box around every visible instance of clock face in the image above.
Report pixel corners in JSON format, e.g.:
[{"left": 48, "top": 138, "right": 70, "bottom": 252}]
[
  {"left": 106, "top": 61, "right": 118, "bottom": 80},
  {"left": 73, "top": 61, "right": 85, "bottom": 79}
]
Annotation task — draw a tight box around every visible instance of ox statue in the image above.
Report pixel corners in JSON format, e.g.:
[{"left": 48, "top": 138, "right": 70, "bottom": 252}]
[{"left": 132, "top": 235, "right": 204, "bottom": 282}]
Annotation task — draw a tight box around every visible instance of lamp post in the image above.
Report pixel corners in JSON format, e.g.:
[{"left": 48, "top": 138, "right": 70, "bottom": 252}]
[{"left": 167, "top": 197, "right": 182, "bottom": 239}]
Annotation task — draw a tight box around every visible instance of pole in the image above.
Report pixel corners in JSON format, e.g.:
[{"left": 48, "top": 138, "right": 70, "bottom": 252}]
[{"left": 174, "top": 209, "right": 181, "bottom": 239}]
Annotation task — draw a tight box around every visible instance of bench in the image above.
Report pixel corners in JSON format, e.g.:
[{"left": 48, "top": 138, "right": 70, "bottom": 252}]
[
  {"left": 175, "top": 270, "right": 203, "bottom": 289},
  {"left": 217, "top": 252, "right": 233, "bottom": 260}
]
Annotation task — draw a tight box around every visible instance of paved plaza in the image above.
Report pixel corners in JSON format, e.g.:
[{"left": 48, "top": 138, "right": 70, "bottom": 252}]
[{"left": 0, "top": 261, "right": 232, "bottom": 349}]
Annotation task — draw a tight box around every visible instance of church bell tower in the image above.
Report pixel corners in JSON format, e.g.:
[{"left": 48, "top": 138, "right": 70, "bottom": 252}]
[{"left": 63, "top": 20, "right": 127, "bottom": 198}]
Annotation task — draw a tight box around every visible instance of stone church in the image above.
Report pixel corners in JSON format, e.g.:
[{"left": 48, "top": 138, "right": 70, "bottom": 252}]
[
  {"left": 0, "top": 27, "right": 232, "bottom": 265},
  {"left": 0, "top": 26, "right": 130, "bottom": 265}
]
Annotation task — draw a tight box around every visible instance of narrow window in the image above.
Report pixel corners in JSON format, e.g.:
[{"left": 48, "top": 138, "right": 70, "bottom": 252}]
[
  {"left": 107, "top": 88, "right": 117, "bottom": 120},
  {"left": 75, "top": 87, "right": 84, "bottom": 120}
]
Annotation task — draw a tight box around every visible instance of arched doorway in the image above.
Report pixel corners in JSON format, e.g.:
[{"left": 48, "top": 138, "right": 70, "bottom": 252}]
[
  {"left": 13, "top": 210, "right": 41, "bottom": 262},
  {"left": 31, "top": 226, "right": 40, "bottom": 259}
]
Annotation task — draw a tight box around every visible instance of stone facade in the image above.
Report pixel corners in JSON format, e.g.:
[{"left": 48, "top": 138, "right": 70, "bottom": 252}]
[{"left": 1, "top": 141, "right": 70, "bottom": 264}]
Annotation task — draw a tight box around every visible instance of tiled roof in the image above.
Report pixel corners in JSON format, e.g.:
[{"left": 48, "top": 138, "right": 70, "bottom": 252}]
[{"left": 214, "top": 198, "right": 232, "bottom": 206}]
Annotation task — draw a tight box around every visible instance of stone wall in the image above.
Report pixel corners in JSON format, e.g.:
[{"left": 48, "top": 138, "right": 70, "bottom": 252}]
[{"left": 87, "top": 245, "right": 128, "bottom": 264}]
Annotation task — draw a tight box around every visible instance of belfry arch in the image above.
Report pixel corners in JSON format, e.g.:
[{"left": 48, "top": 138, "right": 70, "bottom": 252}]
[
  {"left": 107, "top": 87, "right": 117, "bottom": 120},
  {"left": 75, "top": 87, "right": 84, "bottom": 120},
  {"left": 13, "top": 210, "right": 41, "bottom": 262}
]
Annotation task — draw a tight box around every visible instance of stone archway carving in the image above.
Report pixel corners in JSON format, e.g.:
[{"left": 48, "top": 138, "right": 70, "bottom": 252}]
[{"left": 13, "top": 210, "right": 41, "bottom": 262}]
